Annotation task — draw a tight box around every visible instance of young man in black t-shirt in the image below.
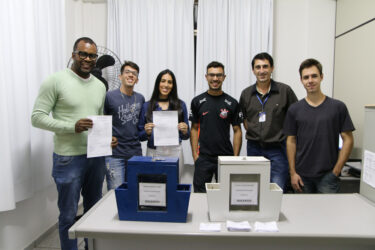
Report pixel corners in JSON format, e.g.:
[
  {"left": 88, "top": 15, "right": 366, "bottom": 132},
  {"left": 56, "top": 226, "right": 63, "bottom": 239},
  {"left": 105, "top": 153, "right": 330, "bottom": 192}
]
[
  {"left": 190, "top": 61, "right": 242, "bottom": 192},
  {"left": 284, "top": 58, "right": 354, "bottom": 193}
]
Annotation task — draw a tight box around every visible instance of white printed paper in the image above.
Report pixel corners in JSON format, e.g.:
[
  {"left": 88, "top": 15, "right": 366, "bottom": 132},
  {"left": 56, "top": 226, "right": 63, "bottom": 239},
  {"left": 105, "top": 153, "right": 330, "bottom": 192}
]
[
  {"left": 226, "top": 220, "right": 251, "bottom": 232},
  {"left": 139, "top": 183, "right": 166, "bottom": 207},
  {"left": 363, "top": 150, "right": 375, "bottom": 188},
  {"left": 87, "top": 115, "right": 112, "bottom": 158},
  {"left": 254, "top": 221, "right": 279, "bottom": 232},
  {"left": 199, "top": 223, "right": 221, "bottom": 232},
  {"left": 231, "top": 182, "right": 258, "bottom": 205},
  {"left": 153, "top": 111, "right": 179, "bottom": 146}
]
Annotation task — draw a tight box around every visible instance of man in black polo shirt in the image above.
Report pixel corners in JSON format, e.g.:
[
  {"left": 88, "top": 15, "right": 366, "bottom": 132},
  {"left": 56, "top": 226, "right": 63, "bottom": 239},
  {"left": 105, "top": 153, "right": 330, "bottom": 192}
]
[
  {"left": 239, "top": 52, "right": 297, "bottom": 191},
  {"left": 190, "top": 61, "right": 242, "bottom": 193}
]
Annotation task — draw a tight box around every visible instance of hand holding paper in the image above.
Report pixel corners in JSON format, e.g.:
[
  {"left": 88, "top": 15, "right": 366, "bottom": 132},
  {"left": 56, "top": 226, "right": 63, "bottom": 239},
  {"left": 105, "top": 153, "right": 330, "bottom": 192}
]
[
  {"left": 153, "top": 111, "right": 179, "bottom": 146},
  {"left": 87, "top": 115, "right": 112, "bottom": 158}
]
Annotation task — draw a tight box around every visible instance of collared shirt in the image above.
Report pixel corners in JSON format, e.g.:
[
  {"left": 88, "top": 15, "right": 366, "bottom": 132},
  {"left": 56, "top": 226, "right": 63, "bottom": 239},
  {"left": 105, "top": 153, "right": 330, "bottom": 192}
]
[
  {"left": 256, "top": 84, "right": 271, "bottom": 97},
  {"left": 239, "top": 80, "right": 297, "bottom": 145}
]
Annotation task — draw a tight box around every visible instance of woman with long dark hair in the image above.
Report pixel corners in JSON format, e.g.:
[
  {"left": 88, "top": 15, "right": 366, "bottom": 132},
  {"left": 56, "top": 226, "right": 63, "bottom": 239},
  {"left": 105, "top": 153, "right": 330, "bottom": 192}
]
[{"left": 138, "top": 69, "right": 190, "bottom": 180}]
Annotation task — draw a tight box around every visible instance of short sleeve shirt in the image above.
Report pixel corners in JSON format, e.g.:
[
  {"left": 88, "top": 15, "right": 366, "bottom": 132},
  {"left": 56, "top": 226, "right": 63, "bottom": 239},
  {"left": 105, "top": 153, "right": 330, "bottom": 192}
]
[
  {"left": 189, "top": 92, "right": 242, "bottom": 156},
  {"left": 283, "top": 97, "right": 355, "bottom": 177}
]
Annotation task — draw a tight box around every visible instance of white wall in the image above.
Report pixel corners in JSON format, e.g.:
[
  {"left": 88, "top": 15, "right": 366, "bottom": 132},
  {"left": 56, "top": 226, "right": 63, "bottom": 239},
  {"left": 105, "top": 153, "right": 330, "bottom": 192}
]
[
  {"left": 0, "top": 1, "right": 337, "bottom": 249},
  {"left": 64, "top": 0, "right": 337, "bottom": 100},
  {"left": 0, "top": 187, "right": 58, "bottom": 250},
  {"left": 65, "top": 0, "right": 107, "bottom": 62},
  {"left": 335, "top": 0, "right": 375, "bottom": 36},
  {"left": 333, "top": 0, "right": 375, "bottom": 158},
  {"left": 273, "top": 0, "right": 336, "bottom": 100}
]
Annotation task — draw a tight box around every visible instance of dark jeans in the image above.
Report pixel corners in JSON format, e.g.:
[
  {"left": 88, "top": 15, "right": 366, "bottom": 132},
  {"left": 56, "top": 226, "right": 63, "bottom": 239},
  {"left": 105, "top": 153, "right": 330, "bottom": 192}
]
[
  {"left": 301, "top": 171, "right": 340, "bottom": 193},
  {"left": 193, "top": 155, "right": 218, "bottom": 193},
  {"left": 247, "top": 140, "right": 289, "bottom": 191},
  {"left": 52, "top": 153, "right": 105, "bottom": 250}
]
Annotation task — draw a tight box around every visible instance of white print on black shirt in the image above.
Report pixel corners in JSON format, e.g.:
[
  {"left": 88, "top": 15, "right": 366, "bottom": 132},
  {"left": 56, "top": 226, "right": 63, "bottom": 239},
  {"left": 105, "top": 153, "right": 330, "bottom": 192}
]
[
  {"left": 118, "top": 103, "right": 141, "bottom": 125},
  {"left": 199, "top": 97, "right": 206, "bottom": 104},
  {"left": 224, "top": 99, "right": 232, "bottom": 106}
]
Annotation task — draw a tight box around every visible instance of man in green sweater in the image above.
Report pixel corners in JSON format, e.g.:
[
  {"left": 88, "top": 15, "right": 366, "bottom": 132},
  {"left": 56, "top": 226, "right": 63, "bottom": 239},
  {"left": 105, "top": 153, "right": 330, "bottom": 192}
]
[{"left": 31, "top": 37, "right": 112, "bottom": 250}]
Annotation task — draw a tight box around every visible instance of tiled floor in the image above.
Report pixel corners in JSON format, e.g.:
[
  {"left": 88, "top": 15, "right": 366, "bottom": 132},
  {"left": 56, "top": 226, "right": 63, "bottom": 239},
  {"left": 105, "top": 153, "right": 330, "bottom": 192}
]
[{"left": 32, "top": 228, "right": 85, "bottom": 250}]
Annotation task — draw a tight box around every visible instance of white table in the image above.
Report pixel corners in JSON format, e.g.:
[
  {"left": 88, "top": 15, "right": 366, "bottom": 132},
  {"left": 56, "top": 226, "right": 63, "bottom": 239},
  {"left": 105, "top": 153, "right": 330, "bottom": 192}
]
[{"left": 69, "top": 191, "right": 375, "bottom": 250}]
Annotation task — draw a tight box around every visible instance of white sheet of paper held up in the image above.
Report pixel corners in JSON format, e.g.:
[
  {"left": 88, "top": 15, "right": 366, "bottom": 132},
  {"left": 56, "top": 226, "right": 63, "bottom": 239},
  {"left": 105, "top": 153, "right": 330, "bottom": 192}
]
[
  {"left": 87, "top": 115, "right": 112, "bottom": 158},
  {"left": 153, "top": 111, "right": 179, "bottom": 146}
]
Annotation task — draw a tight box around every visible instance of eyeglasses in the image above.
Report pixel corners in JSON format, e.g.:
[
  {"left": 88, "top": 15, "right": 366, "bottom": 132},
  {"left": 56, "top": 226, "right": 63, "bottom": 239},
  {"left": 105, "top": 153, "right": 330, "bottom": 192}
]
[
  {"left": 124, "top": 70, "right": 139, "bottom": 77},
  {"left": 74, "top": 51, "right": 98, "bottom": 60},
  {"left": 207, "top": 73, "right": 224, "bottom": 78}
]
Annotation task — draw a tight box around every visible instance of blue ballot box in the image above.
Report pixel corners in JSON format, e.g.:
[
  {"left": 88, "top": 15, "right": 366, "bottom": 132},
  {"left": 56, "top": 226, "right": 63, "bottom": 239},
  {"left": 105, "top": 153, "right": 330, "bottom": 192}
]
[{"left": 115, "top": 156, "right": 191, "bottom": 222}]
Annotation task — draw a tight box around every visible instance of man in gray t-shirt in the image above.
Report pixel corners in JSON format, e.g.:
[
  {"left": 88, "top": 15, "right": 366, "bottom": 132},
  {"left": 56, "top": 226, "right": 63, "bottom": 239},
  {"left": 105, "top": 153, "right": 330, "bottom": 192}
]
[{"left": 283, "top": 58, "right": 354, "bottom": 193}]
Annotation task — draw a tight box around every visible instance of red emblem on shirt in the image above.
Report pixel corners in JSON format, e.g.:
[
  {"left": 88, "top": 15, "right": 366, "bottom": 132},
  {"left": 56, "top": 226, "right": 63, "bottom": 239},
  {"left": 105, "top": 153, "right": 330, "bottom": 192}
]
[{"left": 220, "top": 109, "right": 228, "bottom": 119}]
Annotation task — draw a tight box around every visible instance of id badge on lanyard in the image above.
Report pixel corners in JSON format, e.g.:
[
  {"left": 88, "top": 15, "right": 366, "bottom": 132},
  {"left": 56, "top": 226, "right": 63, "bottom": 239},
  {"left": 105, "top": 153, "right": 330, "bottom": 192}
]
[
  {"left": 256, "top": 94, "right": 269, "bottom": 123},
  {"left": 259, "top": 112, "right": 266, "bottom": 122}
]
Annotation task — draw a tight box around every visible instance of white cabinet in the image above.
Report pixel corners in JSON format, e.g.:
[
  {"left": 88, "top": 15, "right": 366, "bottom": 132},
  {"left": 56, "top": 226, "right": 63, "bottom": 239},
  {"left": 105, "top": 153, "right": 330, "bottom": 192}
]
[{"left": 360, "top": 105, "right": 375, "bottom": 202}]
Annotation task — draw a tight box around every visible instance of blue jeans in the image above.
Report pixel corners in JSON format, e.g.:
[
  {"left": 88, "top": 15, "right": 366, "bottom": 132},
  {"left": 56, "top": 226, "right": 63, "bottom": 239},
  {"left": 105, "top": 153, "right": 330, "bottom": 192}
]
[
  {"left": 301, "top": 171, "right": 340, "bottom": 193},
  {"left": 246, "top": 140, "right": 289, "bottom": 191},
  {"left": 105, "top": 156, "right": 128, "bottom": 190},
  {"left": 52, "top": 153, "right": 105, "bottom": 250}
]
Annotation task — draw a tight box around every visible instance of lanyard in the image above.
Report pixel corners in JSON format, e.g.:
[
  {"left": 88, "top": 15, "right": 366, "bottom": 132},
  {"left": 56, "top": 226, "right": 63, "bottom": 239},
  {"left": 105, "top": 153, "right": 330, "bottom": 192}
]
[{"left": 256, "top": 94, "right": 269, "bottom": 111}]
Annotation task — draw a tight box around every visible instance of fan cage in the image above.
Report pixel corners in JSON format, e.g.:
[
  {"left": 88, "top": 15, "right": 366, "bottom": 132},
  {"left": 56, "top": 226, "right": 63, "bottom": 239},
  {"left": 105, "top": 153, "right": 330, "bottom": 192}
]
[{"left": 67, "top": 46, "right": 122, "bottom": 91}]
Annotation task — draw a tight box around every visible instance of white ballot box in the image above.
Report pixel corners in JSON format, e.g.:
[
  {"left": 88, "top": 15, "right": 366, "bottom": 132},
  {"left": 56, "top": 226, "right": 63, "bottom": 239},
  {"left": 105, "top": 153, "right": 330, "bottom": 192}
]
[{"left": 206, "top": 156, "right": 282, "bottom": 222}]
